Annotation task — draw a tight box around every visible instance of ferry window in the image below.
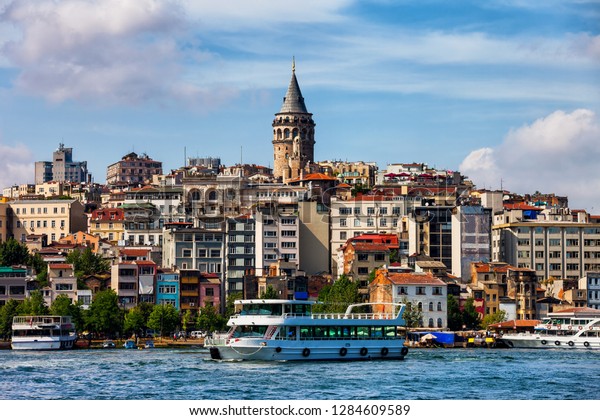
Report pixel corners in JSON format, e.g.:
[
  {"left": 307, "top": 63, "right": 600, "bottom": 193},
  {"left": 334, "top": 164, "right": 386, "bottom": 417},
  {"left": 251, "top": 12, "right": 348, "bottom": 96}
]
[
  {"left": 328, "top": 327, "right": 341, "bottom": 338},
  {"left": 371, "top": 327, "right": 383, "bottom": 338},
  {"left": 384, "top": 327, "right": 396, "bottom": 338},
  {"left": 341, "top": 327, "right": 353, "bottom": 338},
  {"left": 314, "top": 327, "right": 327, "bottom": 338},
  {"left": 300, "top": 327, "right": 311, "bottom": 339},
  {"left": 357, "top": 326, "right": 369, "bottom": 338}
]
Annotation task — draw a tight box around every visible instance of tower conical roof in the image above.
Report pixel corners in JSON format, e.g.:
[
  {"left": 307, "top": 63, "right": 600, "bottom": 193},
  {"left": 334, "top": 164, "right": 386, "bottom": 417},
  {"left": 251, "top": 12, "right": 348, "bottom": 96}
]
[{"left": 279, "top": 62, "right": 308, "bottom": 114}]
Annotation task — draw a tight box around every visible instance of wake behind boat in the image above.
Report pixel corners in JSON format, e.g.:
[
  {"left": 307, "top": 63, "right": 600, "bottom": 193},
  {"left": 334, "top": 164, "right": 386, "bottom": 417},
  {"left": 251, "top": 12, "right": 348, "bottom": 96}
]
[
  {"left": 498, "top": 307, "right": 600, "bottom": 349},
  {"left": 205, "top": 299, "right": 409, "bottom": 361},
  {"left": 11, "top": 315, "right": 77, "bottom": 350}
]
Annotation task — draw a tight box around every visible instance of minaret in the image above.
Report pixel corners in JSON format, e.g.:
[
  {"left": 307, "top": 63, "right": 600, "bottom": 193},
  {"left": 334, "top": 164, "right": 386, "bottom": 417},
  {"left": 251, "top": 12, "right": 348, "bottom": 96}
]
[{"left": 272, "top": 59, "right": 315, "bottom": 181}]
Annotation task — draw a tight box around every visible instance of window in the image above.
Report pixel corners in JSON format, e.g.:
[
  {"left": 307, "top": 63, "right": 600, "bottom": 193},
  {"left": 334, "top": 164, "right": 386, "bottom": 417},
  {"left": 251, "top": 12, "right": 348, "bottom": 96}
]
[
  {"left": 281, "top": 230, "right": 296, "bottom": 237},
  {"left": 429, "top": 302, "right": 434, "bottom": 311},
  {"left": 354, "top": 219, "right": 361, "bottom": 227},
  {"left": 432, "top": 287, "right": 442, "bottom": 295},
  {"left": 205, "top": 288, "right": 215, "bottom": 296},
  {"left": 437, "top": 302, "right": 442, "bottom": 311},
  {"left": 357, "top": 253, "right": 368, "bottom": 261},
  {"left": 416, "top": 287, "right": 426, "bottom": 295},
  {"left": 357, "top": 267, "right": 369, "bottom": 275},
  {"left": 340, "top": 232, "right": 347, "bottom": 241},
  {"left": 182, "top": 249, "right": 192, "bottom": 258},
  {"left": 210, "top": 249, "right": 221, "bottom": 258},
  {"left": 281, "top": 242, "right": 296, "bottom": 248},
  {"left": 339, "top": 208, "right": 352, "bottom": 215},
  {"left": 367, "top": 207, "right": 375, "bottom": 215},
  {"left": 340, "top": 218, "right": 347, "bottom": 227}
]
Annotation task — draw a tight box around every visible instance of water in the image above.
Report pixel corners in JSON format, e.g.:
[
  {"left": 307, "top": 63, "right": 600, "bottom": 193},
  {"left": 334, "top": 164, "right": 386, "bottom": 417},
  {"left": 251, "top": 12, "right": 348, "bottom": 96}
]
[{"left": 1, "top": 347, "right": 598, "bottom": 400}]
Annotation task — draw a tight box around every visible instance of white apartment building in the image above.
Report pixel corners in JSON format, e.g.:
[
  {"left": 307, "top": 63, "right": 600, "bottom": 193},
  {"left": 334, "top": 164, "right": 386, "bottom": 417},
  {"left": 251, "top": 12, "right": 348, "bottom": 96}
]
[
  {"left": 492, "top": 207, "right": 600, "bottom": 280},
  {"left": 330, "top": 195, "right": 421, "bottom": 275}
]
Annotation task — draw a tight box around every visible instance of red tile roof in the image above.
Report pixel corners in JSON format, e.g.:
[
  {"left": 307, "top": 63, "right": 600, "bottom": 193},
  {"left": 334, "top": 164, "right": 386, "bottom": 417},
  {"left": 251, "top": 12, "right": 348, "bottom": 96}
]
[
  {"left": 49, "top": 263, "right": 73, "bottom": 269},
  {"left": 120, "top": 249, "right": 150, "bottom": 257},
  {"left": 504, "top": 203, "right": 541, "bottom": 211},
  {"left": 385, "top": 272, "right": 446, "bottom": 285},
  {"left": 351, "top": 243, "right": 390, "bottom": 252}
]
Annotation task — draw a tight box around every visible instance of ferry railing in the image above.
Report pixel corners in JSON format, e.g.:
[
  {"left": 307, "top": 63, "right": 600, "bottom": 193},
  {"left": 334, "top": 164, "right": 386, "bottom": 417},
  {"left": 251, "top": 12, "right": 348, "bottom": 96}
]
[{"left": 12, "top": 315, "right": 72, "bottom": 325}]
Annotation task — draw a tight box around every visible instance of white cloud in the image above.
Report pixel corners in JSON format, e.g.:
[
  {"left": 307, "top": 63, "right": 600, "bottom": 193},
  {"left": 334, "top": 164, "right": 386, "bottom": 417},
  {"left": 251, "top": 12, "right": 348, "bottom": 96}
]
[
  {"left": 460, "top": 109, "right": 600, "bottom": 212},
  {"left": 0, "top": 0, "right": 216, "bottom": 105},
  {"left": 0, "top": 138, "right": 34, "bottom": 189}
]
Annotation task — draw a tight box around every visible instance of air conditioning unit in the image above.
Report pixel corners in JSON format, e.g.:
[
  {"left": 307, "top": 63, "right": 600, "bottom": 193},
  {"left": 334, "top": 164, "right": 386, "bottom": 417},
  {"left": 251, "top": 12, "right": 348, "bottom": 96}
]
[{"left": 189, "top": 302, "right": 195, "bottom": 307}]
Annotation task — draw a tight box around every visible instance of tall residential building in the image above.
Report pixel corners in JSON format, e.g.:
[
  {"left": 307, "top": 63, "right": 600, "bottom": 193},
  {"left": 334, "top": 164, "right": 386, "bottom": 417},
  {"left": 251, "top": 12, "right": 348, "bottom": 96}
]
[
  {"left": 330, "top": 195, "right": 421, "bottom": 276},
  {"left": 106, "top": 152, "right": 162, "bottom": 186},
  {"left": 272, "top": 61, "right": 315, "bottom": 181},
  {"left": 35, "top": 143, "right": 89, "bottom": 184},
  {"left": 492, "top": 206, "right": 600, "bottom": 281}
]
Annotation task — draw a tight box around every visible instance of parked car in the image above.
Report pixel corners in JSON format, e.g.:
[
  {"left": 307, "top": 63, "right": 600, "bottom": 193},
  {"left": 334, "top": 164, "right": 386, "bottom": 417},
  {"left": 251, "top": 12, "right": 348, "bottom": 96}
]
[{"left": 190, "top": 331, "right": 206, "bottom": 339}]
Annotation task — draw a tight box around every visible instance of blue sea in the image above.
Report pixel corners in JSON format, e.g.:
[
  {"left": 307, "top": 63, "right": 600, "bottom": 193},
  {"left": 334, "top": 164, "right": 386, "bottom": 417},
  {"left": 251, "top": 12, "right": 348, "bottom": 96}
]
[{"left": 0, "top": 347, "right": 598, "bottom": 400}]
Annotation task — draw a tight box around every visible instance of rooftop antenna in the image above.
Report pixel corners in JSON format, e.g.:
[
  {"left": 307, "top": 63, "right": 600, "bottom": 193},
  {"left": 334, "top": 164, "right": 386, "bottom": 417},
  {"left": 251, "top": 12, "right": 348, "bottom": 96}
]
[{"left": 184, "top": 146, "right": 187, "bottom": 167}]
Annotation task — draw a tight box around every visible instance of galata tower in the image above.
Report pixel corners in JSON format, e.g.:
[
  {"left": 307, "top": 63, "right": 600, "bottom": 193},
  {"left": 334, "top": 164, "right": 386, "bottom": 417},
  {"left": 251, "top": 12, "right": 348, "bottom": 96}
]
[{"left": 272, "top": 59, "right": 315, "bottom": 181}]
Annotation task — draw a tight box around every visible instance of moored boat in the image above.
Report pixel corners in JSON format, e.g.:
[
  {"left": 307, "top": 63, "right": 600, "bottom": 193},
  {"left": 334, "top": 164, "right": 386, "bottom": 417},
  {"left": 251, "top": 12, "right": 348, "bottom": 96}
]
[
  {"left": 11, "top": 316, "right": 77, "bottom": 350},
  {"left": 205, "top": 299, "right": 409, "bottom": 361},
  {"left": 498, "top": 307, "right": 600, "bottom": 349}
]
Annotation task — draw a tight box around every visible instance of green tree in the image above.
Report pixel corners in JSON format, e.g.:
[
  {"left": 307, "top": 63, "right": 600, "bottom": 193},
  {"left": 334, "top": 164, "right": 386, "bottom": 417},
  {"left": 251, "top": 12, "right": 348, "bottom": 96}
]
[
  {"left": 181, "top": 309, "right": 193, "bottom": 334},
  {"left": 195, "top": 303, "right": 226, "bottom": 333},
  {"left": 147, "top": 304, "right": 180, "bottom": 338},
  {"left": 401, "top": 298, "right": 423, "bottom": 329},
  {"left": 481, "top": 310, "right": 507, "bottom": 329},
  {"left": 462, "top": 297, "right": 481, "bottom": 330},
  {"left": 315, "top": 274, "right": 361, "bottom": 313},
  {"left": 0, "top": 238, "right": 30, "bottom": 266},
  {"left": 66, "top": 247, "right": 110, "bottom": 281},
  {"left": 446, "top": 294, "right": 463, "bottom": 331},
  {"left": 225, "top": 292, "right": 242, "bottom": 318},
  {"left": 50, "top": 295, "right": 84, "bottom": 331},
  {"left": 17, "top": 291, "right": 48, "bottom": 316},
  {"left": 260, "top": 285, "right": 279, "bottom": 299},
  {"left": 0, "top": 299, "right": 20, "bottom": 341},
  {"left": 85, "top": 289, "right": 123, "bottom": 337},
  {"left": 124, "top": 306, "right": 146, "bottom": 339}
]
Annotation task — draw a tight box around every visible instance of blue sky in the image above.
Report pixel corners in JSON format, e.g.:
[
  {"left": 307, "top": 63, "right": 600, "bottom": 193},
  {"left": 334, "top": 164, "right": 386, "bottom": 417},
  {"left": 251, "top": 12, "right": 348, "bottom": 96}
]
[{"left": 0, "top": 0, "right": 599, "bottom": 210}]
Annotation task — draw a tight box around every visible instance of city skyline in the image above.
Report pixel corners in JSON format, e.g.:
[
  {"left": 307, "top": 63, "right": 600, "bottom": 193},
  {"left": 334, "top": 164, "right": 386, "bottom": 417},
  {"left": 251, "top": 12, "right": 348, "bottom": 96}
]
[{"left": 0, "top": 0, "right": 599, "bottom": 210}]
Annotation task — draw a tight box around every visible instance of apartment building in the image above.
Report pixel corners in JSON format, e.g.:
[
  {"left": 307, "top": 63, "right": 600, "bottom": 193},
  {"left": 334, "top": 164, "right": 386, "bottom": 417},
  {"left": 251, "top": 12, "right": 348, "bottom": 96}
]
[
  {"left": 0, "top": 202, "right": 7, "bottom": 243},
  {"left": 369, "top": 269, "right": 448, "bottom": 329},
  {"left": 0, "top": 266, "right": 33, "bottom": 306},
  {"left": 106, "top": 152, "right": 162, "bottom": 186},
  {"left": 89, "top": 207, "right": 125, "bottom": 244},
  {"left": 330, "top": 195, "right": 420, "bottom": 275},
  {"left": 156, "top": 269, "right": 180, "bottom": 309},
  {"left": 492, "top": 206, "right": 600, "bottom": 280},
  {"left": 8, "top": 199, "right": 87, "bottom": 243}
]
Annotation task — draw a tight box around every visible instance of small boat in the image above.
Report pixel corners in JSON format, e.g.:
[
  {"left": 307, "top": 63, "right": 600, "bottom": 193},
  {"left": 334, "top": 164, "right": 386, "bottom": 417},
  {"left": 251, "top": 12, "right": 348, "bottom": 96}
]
[
  {"left": 499, "top": 307, "right": 600, "bottom": 349},
  {"left": 11, "top": 316, "right": 77, "bottom": 351},
  {"left": 123, "top": 339, "right": 137, "bottom": 349},
  {"left": 144, "top": 340, "right": 154, "bottom": 349},
  {"left": 102, "top": 340, "right": 116, "bottom": 349},
  {"left": 205, "top": 299, "right": 409, "bottom": 361}
]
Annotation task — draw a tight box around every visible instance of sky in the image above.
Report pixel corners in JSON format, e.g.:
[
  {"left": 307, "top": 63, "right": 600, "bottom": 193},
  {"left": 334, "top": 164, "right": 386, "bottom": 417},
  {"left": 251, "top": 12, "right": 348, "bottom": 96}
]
[{"left": 0, "top": 0, "right": 599, "bottom": 211}]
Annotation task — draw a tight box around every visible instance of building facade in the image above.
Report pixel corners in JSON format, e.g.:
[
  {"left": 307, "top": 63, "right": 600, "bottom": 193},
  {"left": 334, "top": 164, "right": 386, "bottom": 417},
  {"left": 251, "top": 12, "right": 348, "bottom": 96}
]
[
  {"left": 106, "top": 152, "right": 162, "bottom": 186},
  {"left": 35, "top": 143, "right": 88, "bottom": 184}
]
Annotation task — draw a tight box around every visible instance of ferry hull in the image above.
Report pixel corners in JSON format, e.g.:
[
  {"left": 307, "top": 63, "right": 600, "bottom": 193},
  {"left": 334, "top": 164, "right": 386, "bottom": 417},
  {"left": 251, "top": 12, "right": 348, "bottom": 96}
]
[
  {"left": 11, "top": 337, "right": 77, "bottom": 351},
  {"left": 499, "top": 335, "right": 600, "bottom": 350},
  {"left": 208, "top": 339, "right": 408, "bottom": 361}
]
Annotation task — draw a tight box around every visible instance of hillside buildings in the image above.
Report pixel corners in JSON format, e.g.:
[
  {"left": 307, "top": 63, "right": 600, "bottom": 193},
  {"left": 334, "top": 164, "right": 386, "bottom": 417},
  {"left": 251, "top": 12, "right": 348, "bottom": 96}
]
[
  {"left": 35, "top": 143, "right": 89, "bottom": 184},
  {"left": 106, "top": 152, "right": 162, "bottom": 186}
]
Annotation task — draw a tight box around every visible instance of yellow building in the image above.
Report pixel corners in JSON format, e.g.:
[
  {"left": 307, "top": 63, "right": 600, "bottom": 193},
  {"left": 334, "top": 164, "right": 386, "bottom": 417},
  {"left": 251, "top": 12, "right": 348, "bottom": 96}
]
[
  {"left": 89, "top": 207, "right": 125, "bottom": 244},
  {"left": 9, "top": 199, "right": 87, "bottom": 244}
]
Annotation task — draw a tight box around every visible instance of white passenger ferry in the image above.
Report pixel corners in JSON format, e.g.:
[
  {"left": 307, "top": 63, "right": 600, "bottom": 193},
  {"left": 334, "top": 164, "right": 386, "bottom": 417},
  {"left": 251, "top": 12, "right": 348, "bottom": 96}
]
[
  {"left": 11, "top": 316, "right": 77, "bottom": 350},
  {"left": 499, "top": 308, "right": 600, "bottom": 349},
  {"left": 205, "top": 299, "right": 409, "bottom": 361}
]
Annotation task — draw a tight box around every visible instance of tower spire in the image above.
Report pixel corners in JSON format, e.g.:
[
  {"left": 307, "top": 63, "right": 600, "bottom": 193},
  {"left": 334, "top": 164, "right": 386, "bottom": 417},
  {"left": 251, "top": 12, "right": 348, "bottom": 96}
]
[{"left": 292, "top": 56, "right": 295, "bottom": 73}]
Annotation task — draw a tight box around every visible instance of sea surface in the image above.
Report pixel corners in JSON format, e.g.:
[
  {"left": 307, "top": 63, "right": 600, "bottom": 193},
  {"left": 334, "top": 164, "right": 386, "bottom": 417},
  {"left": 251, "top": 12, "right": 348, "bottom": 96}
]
[{"left": 1, "top": 347, "right": 598, "bottom": 400}]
